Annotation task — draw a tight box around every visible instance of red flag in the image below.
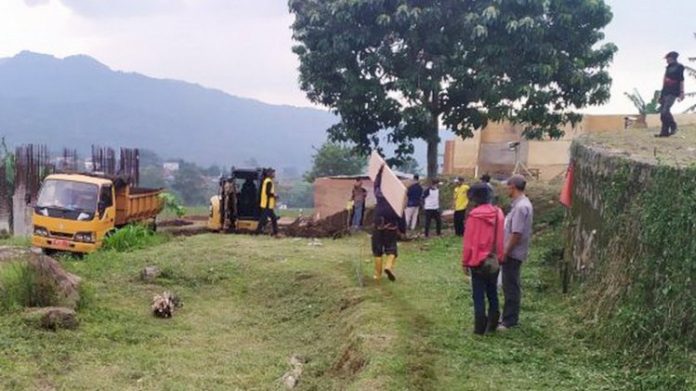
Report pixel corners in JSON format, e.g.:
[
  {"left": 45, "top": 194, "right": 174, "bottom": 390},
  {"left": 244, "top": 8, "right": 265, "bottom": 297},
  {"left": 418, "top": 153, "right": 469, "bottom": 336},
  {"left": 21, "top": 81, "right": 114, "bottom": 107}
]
[{"left": 559, "top": 161, "right": 574, "bottom": 208}]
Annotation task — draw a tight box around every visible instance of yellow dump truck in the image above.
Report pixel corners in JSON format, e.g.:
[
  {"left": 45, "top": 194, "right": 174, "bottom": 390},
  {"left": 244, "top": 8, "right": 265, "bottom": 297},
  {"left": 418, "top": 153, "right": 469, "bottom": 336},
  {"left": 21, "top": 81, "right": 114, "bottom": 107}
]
[{"left": 32, "top": 173, "right": 164, "bottom": 254}]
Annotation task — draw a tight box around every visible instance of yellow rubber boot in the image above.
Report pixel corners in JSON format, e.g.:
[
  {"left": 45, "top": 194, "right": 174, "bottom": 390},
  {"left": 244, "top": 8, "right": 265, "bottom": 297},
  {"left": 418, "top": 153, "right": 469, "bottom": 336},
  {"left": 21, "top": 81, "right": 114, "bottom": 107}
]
[
  {"left": 384, "top": 255, "right": 397, "bottom": 282},
  {"left": 373, "top": 257, "right": 383, "bottom": 281}
]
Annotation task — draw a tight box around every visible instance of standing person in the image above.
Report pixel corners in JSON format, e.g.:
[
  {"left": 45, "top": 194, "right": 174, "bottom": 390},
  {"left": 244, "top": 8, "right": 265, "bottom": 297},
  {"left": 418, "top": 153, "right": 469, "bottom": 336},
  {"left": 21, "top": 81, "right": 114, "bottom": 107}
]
[
  {"left": 405, "top": 175, "right": 423, "bottom": 231},
  {"left": 372, "top": 165, "right": 405, "bottom": 282},
  {"left": 453, "top": 177, "right": 470, "bottom": 237},
  {"left": 350, "top": 178, "right": 368, "bottom": 229},
  {"left": 255, "top": 168, "right": 279, "bottom": 236},
  {"left": 656, "top": 51, "right": 685, "bottom": 138},
  {"left": 462, "top": 184, "right": 505, "bottom": 335},
  {"left": 501, "top": 175, "right": 534, "bottom": 329},
  {"left": 423, "top": 179, "right": 442, "bottom": 237}
]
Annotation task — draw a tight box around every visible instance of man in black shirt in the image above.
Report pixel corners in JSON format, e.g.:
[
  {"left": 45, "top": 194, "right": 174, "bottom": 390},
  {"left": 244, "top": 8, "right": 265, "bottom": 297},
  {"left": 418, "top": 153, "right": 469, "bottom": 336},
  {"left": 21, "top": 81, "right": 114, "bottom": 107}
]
[{"left": 657, "top": 51, "right": 685, "bottom": 138}]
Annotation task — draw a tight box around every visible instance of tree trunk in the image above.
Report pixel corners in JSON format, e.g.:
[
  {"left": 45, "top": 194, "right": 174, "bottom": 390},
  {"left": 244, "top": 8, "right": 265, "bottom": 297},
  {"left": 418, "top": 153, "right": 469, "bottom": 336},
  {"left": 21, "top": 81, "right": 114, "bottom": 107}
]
[{"left": 426, "top": 112, "right": 440, "bottom": 179}]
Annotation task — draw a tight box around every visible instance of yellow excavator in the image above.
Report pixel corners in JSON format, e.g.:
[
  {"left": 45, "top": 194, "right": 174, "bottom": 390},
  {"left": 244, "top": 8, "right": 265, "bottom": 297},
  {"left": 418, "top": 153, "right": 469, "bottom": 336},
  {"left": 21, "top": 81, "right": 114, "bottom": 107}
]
[{"left": 208, "top": 168, "right": 267, "bottom": 233}]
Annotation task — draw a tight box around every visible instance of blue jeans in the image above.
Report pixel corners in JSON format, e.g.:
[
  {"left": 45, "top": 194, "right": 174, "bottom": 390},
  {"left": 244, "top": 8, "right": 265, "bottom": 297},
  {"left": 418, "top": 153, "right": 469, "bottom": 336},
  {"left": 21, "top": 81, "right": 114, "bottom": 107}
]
[
  {"left": 352, "top": 202, "right": 364, "bottom": 227},
  {"left": 471, "top": 270, "right": 499, "bottom": 320}
]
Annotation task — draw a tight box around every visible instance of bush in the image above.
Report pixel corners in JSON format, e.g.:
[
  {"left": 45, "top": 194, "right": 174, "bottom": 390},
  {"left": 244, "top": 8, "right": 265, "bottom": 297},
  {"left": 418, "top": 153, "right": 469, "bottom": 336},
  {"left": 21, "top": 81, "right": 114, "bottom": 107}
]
[
  {"left": 160, "top": 192, "right": 187, "bottom": 218},
  {"left": 102, "top": 225, "right": 167, "bottom": 252},
  {"left": 0, "top": 261, "right": 58, "bottom": 312}
]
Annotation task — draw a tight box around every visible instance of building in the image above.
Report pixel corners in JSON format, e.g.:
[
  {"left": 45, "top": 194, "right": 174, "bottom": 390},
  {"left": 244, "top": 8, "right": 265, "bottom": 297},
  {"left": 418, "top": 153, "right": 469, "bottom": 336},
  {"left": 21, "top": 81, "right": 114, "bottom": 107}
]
[{"left": 443, "top": 113, "right": 696, "bottom": 180}]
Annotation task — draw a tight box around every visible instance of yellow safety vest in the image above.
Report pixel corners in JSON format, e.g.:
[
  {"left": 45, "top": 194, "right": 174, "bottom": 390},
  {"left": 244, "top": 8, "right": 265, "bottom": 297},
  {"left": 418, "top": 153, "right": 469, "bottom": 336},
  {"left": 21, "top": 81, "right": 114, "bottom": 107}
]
[{"left": 260, "top": 178, "right": 276, "bottom": 209}]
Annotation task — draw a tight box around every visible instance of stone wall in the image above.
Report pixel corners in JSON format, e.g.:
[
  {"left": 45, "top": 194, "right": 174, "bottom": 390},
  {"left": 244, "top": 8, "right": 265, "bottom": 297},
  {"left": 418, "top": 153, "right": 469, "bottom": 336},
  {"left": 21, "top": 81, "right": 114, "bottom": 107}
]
[{"left": 566, "top": 137, "right": 696, "bottom": 357}]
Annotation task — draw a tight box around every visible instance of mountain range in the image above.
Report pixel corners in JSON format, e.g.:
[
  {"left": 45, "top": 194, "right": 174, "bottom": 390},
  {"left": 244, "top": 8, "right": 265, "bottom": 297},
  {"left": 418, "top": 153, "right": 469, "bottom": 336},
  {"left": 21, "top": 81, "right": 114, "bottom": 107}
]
[{"left": 0, "top": 51, "right": 338, "bottom": 171}]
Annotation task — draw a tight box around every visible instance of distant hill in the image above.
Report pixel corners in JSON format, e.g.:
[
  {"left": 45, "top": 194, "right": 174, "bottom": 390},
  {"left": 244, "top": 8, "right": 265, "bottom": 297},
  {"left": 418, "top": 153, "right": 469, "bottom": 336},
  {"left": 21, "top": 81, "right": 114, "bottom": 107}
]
[{"left": 0, "top": 51, "right": 337, "bottom": 171}]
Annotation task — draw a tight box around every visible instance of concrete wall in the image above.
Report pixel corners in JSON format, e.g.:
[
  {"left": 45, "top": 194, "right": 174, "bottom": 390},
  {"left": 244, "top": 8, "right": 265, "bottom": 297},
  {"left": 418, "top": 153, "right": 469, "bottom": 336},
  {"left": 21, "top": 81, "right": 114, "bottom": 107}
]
[{"left": 443, "top": 113, "right": 696, "bottom": 179}]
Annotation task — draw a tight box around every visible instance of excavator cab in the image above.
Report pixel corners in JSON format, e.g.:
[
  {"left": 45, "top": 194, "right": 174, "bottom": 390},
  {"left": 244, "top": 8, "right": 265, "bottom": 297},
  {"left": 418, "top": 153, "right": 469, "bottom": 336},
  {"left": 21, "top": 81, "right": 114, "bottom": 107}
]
[{"left": 208, "top": 168, "right": 265, "bottom": 233}]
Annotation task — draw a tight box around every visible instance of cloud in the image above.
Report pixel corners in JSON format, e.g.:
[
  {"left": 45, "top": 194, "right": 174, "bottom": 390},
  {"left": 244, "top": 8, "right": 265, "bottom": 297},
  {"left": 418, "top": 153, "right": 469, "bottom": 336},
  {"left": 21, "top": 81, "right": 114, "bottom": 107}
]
[{"left": 24, "top": 0, "right": 50, "bottom": 6}]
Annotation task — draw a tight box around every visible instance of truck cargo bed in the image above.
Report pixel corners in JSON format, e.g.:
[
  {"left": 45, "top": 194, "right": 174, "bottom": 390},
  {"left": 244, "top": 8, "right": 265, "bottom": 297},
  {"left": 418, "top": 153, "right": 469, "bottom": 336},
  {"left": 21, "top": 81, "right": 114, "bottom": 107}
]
[{"left": 115, "top": 186, "right": 164, "bottom": 226}]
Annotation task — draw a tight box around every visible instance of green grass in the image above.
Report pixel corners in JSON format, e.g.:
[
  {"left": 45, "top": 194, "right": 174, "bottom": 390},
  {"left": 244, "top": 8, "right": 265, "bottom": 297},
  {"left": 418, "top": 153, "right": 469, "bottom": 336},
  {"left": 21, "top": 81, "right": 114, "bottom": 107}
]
[
  {"left": 102, "top": 225, "right": 169, "bottom": 252},
  {"left": 0, "top": 228, "right": 689, "bottom": 389}
]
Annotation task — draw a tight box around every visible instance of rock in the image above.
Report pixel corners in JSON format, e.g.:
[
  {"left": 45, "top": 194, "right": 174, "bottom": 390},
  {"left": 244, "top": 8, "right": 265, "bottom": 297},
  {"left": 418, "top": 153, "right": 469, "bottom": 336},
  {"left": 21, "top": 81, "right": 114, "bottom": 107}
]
[
  {"left": 24, "top": 307, "right": 78, "bottom": 330},
  {"left": 141, "top": 266, "right": 161, "bottom": 282},
  {"left": 282, "top": 373, "right": 297, "bottom": 389},
  {"left": 27, "top": 252, "right": 81, "bottom": 309},
  {"left": 281, "top": 354, "right": 305, "bottom": 389},
  {"left": 289, "top": 355, "right": 306, "bottom": 367}
]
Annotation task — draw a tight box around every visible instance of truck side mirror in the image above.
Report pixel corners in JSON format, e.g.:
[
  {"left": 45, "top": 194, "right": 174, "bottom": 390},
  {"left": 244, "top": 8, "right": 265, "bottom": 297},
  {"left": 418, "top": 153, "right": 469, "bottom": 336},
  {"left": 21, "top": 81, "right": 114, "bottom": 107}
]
[{"left": 98, "top": 201, "right": 107, "bottom": 217}]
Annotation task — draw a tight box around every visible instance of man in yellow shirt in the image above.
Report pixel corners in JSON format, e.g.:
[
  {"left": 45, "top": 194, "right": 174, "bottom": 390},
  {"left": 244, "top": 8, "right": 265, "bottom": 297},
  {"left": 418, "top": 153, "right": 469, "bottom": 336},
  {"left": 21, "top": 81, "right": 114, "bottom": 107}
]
[
  {"left": 255, "top": 168, "right": 279, "bottom": 236},
  {"left": 453, "top": 177, "right": 470, "bottom": 237}
]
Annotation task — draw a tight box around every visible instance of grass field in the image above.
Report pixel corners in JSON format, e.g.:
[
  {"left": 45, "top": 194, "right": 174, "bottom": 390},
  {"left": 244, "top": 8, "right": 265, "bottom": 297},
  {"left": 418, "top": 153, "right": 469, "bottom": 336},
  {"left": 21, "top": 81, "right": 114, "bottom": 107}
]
[{"left": 0, "top": 226, "right": 688, "bottom": 389}]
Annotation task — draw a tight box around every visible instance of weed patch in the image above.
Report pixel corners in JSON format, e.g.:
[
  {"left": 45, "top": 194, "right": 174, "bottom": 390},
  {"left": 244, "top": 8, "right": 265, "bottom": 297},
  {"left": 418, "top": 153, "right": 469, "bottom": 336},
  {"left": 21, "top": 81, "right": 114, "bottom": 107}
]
[
  {"left": 102, "top": 224, "right": 168, "bottom": 252},
  {"left": 0, "top": 261, "right": 59, "bottom": 311}
]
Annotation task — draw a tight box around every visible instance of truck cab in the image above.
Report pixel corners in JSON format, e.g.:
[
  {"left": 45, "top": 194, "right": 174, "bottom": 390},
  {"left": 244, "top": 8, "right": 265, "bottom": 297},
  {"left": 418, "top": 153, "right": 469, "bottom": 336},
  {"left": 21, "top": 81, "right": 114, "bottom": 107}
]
[{"left": 32, "top": 173, "right": 163, "bottom": 254}]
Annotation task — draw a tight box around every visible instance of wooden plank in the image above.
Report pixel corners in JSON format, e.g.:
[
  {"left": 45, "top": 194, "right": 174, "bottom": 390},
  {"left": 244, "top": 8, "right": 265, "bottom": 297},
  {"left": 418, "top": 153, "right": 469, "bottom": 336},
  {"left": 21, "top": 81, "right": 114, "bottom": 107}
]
[{"left": 367, "top": 151, "right": 407, "bottom": 217}]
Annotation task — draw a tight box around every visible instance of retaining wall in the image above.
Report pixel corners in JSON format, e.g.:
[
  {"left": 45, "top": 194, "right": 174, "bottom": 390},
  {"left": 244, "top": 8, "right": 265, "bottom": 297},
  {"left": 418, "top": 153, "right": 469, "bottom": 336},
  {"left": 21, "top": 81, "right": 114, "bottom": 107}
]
[{"left": 566, "top": 137, "right": 696, "bottom": 356}]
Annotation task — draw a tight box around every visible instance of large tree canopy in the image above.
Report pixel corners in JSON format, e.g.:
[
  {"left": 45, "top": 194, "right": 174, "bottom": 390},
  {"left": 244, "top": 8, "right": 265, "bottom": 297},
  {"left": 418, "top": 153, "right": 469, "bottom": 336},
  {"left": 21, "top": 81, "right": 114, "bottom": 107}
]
[
  {"left": 304, "top": 142, "right": 367, "bottom": 182},
  {"left": 289, "top": 0, "right": 617, "bottom": 177}
]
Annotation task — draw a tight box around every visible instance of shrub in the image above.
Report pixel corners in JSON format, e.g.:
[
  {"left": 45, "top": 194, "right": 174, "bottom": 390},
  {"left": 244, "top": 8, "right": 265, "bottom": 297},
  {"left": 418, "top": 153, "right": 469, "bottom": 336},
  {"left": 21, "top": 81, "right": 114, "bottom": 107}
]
[
  {"left": 102, "top": 225, "right": 167, "bottom": 252},
  {"left": 0, "top": 261, "right": 58, "bottom": 312},
  {"left": 160, "top": 192, "right": 187, "bottom": 218}
]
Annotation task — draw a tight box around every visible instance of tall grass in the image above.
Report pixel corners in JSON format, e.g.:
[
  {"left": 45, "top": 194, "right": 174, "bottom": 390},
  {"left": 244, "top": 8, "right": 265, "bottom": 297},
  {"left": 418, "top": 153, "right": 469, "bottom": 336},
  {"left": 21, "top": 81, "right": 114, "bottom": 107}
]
[
  {"left": 0, "top": 261, "right": 58, "bottom": 312},
  {"left": 102, "top": 224, "right": 168, "bottom": 252}
]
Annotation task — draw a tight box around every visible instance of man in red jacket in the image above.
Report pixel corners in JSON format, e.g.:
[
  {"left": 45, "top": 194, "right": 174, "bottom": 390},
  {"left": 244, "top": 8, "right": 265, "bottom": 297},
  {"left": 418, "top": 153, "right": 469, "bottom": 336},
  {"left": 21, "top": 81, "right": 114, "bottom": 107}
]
[{"left": 462, "top": 184, "right": 505, "bottom": 335}]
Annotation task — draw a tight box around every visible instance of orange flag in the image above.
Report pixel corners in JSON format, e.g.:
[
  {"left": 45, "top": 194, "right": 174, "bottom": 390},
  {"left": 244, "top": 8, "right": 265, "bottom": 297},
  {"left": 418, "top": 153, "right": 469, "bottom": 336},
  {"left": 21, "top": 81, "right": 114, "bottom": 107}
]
[{"left": 559, "top": 161, "right": 574, "bottom": 208}]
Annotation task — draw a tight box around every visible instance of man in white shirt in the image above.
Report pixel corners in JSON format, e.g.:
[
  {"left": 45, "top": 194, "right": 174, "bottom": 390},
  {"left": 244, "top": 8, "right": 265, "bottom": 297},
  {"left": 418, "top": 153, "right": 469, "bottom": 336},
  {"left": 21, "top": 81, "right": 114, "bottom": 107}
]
[{"left": 422, "top": 179, "right": 441, "bottom": 237}]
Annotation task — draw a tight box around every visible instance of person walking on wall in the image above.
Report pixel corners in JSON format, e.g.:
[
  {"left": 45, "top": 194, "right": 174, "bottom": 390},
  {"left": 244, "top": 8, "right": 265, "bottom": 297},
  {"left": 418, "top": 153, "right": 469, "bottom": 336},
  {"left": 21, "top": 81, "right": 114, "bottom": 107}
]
[
  {"left": 372, "top": 165, "right": 405, "bottom": 282},
  {"left": 350, "top": 178, "right": 368, "bottom": 229},
  {"left": 453, "top": 177, "right": 470, "bottom": 237},
  {"left": 255, "top": 168, "right": 279, "bottom": 236},
  {"left": 423, "top": 179, "right": 442, "bottom": 237},
  {"left": 405, "top": 175, "right": 423, "bottom": 231},
  {"left": 500, "top": 175, "right": 534, "bottom": 329},
  {"left": 462, "top": 183, "right": 505, "bottom": 335},
  {"left": 656, "top": 51, "right": 685, "bottom": 138}
]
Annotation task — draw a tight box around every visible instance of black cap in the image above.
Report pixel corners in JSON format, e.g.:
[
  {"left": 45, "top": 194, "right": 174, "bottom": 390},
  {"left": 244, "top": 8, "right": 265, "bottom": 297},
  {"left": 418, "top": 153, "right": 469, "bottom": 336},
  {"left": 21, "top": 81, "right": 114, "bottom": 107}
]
[{"left": 665, "top": 51, "right": 679, "bottom": 59}]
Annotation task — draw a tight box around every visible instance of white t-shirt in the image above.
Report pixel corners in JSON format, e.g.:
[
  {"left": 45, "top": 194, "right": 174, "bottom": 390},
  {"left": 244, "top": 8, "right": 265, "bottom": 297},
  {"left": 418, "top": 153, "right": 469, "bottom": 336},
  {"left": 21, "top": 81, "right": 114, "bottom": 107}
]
[{"left": 423, "top": 188, "right": 440, "bottom": 210}]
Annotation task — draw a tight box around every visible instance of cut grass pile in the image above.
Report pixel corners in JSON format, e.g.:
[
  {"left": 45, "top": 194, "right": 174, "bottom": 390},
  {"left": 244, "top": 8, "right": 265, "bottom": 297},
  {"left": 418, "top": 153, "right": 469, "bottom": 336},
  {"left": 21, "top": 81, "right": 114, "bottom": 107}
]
[{"left": 0, "top": 227, "right": 692, "bottom": 389}]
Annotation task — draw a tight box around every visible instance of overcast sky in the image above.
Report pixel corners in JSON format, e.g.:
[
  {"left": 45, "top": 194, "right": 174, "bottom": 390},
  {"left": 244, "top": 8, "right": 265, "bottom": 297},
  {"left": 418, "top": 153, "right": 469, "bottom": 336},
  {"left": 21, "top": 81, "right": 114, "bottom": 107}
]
[{"left": 1, "top": 0, "right": 694, "bottom": 114}]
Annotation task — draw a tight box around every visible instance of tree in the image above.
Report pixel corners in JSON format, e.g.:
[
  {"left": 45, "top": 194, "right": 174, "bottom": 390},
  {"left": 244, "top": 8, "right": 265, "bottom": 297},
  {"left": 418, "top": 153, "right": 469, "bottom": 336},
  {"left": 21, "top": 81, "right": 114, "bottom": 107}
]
[
  {"left": 138, "top": 149, "right": 163, "bottom": 168},
  {"left": 304, "top": 142, "right": 366, "bottom": 183},
  {"left": 203, "top": 164, "right": 223, "bottom": 177},
  {"left": 393, "top": 156, "right": 422, "bottom": 176},
  {"left": 290, "top": 0, "right": 616, "bottom": 177},
  {"left": 140, "top": 165, "right": 166, "bottom": 189},
  {"left": 624, "top": 89, "right": 661, "bottom": 115},
  {"left": 171, "top": 161, "right": 209, "bottom": 205}
]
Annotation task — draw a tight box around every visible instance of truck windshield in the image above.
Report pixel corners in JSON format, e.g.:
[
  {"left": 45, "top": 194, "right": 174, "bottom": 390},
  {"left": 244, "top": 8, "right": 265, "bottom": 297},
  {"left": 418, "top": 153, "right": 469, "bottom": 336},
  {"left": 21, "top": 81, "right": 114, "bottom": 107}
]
[{"left": 36, "top": 180, "right": 99, "bottom": 213}]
